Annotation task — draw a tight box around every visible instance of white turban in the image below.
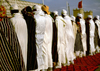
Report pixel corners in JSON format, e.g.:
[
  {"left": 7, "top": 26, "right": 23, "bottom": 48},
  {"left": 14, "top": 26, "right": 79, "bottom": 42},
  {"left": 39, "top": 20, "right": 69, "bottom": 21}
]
[
  {"left": 95, "top": 15, "right": 99, "bottom": 20},
  {"left": 10, "top": 4, "right": 19, "bottom": 10},
  {"left": 77, "top": 13, "right": 83, "bottom": 19},
  {"left": 32, "top": 5, "right": 44, "bottom": 15},
  {"left": 32, "top": 5, "right": 41, "bottom": 11},
  {"left": 53, "top": 11, "right": 58, "bottom": 16},
  {"left": 61, "top": 9, "right": 67, "bottom": 16},
  {"left": 88, "top": 15, "right": 92, "bottom": 19},
  {"left": 71, "top": 15, "right": 75, "bottom": 22}
]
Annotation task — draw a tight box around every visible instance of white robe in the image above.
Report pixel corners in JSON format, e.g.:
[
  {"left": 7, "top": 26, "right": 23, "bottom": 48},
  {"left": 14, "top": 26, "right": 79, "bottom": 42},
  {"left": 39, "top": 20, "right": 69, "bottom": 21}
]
[
  {"left": 95, "top": 20, "right": 100, "bottom": 38},
  {"left": 34, "top": 12, "right": 46, "bottom": 70},
  {"left": 42, "top": 14, "right": 53, "bottom": 69},
  {"left": 89, "top": 19, "right": 95, "bottom": 53},
  {"left": 64, "top": 16, "right": 75, "bottom": 61},
  {"left": 55, "top": 16, "right": 66, "bottom": 66},
  {"left": 80, "top": 19, "right": 87, "bottom": 52},
  {"left": 72, "top": 21, "right": 77, "bottom": 39},
  {"left": 10, "top": 13, "right": 28, "bottom": 69}
]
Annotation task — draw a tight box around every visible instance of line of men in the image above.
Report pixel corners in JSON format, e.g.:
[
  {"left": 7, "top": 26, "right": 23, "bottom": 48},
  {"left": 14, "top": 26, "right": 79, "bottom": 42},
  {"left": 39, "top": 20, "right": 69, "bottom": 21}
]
[{"left": 0, "top": 4, "right": 100, "bottom": 71}]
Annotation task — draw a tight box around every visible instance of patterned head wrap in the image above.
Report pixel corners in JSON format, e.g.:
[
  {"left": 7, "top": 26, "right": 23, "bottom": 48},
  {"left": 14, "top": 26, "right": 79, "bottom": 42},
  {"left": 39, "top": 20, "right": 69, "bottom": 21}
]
[{"left": 0, "top": 5, "right": 6, "bottom": 18}]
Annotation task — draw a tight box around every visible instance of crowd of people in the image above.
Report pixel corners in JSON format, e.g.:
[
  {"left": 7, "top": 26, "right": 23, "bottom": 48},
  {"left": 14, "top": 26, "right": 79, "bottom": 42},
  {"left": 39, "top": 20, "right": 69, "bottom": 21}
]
[{"left": 0, "top": 3, "right": 100, "bottom": 71}]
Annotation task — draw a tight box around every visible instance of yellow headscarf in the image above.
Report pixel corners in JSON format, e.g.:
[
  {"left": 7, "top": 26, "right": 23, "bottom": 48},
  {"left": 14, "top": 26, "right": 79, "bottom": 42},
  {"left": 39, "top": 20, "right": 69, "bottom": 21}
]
[
  {"left": 41, "top": 5, "right": 50, "bottom": 15},
  {"left": 0, "top": 5, "right": 6, "bottom": 18}
]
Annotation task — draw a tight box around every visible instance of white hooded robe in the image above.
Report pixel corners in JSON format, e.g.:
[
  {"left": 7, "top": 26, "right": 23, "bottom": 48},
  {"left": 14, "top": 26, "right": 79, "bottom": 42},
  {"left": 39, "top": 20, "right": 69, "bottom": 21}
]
[{"left": 10, "top": 13, "right": 28, "bottom": 69}]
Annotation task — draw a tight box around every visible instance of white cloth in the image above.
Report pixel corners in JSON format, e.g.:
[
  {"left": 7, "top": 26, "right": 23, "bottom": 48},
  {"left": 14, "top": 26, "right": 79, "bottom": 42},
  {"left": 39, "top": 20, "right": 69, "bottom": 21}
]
[
  {"left": 63, "top": 15, "right": 75, "bottom": 62},
  {"left": 34, "top": 9, "right": 46, "bottom": 70},
  {"left": 55, "top": 16, "right": 66, "bottom": 66},
  {"left": 10, "top": 13, "right": 28, "bottom": 69},
  {"left": 95, "top": 20, "right": 100, "bottom": 38},
  {"left": 80, "top": 19, "right": 87, "bottom": 52},
  {"left": 64, "top": 15, "right": 75, "bottom": 61},
  {"left": 42, "top": 14, "right": 53, "bottom": 69},
  {"left": 72, "top": 21, "right": 77, "bottom": 39},
  {"left": 89, "top": 19, "right": 95, "bottom": 53}
]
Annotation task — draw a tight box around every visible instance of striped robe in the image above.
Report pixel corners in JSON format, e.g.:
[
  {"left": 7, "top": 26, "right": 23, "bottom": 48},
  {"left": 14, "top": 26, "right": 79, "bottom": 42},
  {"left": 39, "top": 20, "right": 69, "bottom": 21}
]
[{"left": 0, "top": 18, "right": 25, "bottom": 71}]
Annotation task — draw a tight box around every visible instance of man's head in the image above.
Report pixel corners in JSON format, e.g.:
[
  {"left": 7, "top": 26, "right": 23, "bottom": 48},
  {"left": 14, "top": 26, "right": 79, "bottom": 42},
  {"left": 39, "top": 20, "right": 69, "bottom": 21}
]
[
  {"left": 53, "top": 11, "right": 58, "bottom": 20},
  {"left": 95, "top": 15, "right": 99, "bottom": 20},
  {"left": 77, "top": 13, "right": 83, "bottom": 19},
  {"left": 41, "top": 5, "right": 50, "bottom": 15},
  {"left": 87, "top": 15, "right": 92, "bottom": 20},
  {"left": 61, "top": 9, "right": 67, "bottom": 17},
  {"left": 10, "top": 4, "right": 19, "bottom": 15}
]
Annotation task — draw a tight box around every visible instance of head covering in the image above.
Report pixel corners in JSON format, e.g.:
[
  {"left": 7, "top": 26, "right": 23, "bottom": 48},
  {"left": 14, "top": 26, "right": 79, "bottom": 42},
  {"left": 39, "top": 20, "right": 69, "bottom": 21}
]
[
  {"left": 32, "top": 5, "right": 41, "bottom": 11},
  {"left": 0, "top": 5, "right": 6, "bottom": 18},
  {"left": 77, "top": 13, "right": 83, "bottom": 19},
  {"left": 21, "top": 6, "right": 34, "bottom": 17},
  {"left": 41, "top": 5, "right": 50, "bottom": 15},
  {"left": 95, "top": 15, "right": 99, "bottom": 20},
  {"left": 71, "top": 15, "right": 75, "bottom": 22},
  {"left": 53, "top": 11, "right": 58, "bottom": 16},
  {"left": 32, "top": 5, "right": 44, "bottom": 15},
  {"left": 88, "top": 15, "right": 92, "bottom": 19},
  {"left": 10, "top": 4, "right": 19, "bottom": 10},
  {"left": 61, "top": 9, "right": 67, "bottom": 16}
]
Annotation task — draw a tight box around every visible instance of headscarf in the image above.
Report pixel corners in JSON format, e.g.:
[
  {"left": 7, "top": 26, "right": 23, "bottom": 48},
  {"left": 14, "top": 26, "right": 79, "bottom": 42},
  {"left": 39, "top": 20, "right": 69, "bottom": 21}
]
[
  {"left": 53, "top": 11, "right": 58, "bottom": 16},
  {"left": 71, "top": 15, "right": 75, "bottom": 22},
  {"left": 21, "top": 6, "right": 34, "bottom": 17},
  {"left": 77, "top": 13, "right": 83, "bottom": 19},
  {"left": 61, "top": 9, "right": 67, "bottom": 16},
  {"left": 10, "top": 4, "right": 19, "bottom": 10},
  {"left": 95, "top": 15, "right": 99, "bottom": 20},
  {"left": 32, "top": 5, "right": 44, "bottom": 15},
  {"left": 88, "top": 15, "right": 92, "bottom": 19},
  {"left": 41, "top": 5, "right": 50, "bottom": 15},
  {"left": 0, "top": 5, "right": 6, "bottom": 19}
]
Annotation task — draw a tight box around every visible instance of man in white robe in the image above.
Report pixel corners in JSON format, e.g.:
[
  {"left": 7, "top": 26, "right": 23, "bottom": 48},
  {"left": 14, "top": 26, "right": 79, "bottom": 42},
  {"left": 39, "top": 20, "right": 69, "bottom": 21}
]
[
  {"left": 78, "top": 14, "right": 87, "bottom": 57},
  {"left": 71, "top": 15, "right": 77, "bottom": 39},
  {"left": 53, "top": 11, "right": 66, "bottom": 68},
  {"left": 41, "top": 5, "right": 53, "bottom": 71},
  {"left": 88, "top": 15, "right": 96, "bottom": 55},
  {"left": 10, "top": 4, "right": 28, "bottom": 70},
  {"left": 61, "top": 9, "right": 75, "bottom": 66},
  {"left": 32, "top": 5, "right": 46, "bottom": 71},
  {"left": 94, "top": 15, "right": 100, "bottom": 53}
]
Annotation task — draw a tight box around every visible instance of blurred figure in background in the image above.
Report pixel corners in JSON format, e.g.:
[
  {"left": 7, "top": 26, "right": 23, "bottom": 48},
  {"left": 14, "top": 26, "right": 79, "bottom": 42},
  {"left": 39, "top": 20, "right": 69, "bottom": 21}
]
[
  {"left": 85, "top": 15, "right": 95, "bottom": 56},
  {"left": 93, "top": 15, "right": 100, "bottom": 53},
  {"left": 53, "top": 11, "right": 66, "bottom": 68},
  {"left": 74, "top": 13, "right": 83, "bottom": 57},
  {"left": 61, "top": 9, "right": 75, "bottom": 66}
]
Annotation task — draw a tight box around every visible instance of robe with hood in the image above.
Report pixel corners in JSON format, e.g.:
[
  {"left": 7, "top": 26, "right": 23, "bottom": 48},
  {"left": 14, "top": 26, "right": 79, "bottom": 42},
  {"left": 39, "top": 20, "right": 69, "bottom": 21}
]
[
  {"left": 74, "top": 16, "right": 83, "bottom": 52},
  {"left": 54, "top": 15, "right": 66, "bottom": 66},
  {"left": 64, "top": 16, "right": 76, "bottom": 61},
  {"left": 61, "top": 9, "right": 75, "bottom": 62},
  {"left": 42, "top": 14, "right": 53, "bottom": 69},
  {"left": 10, "top": 11, "right": 28, "bottom": 70},
  {"left": 93, "top": 18, "right": 99, "bottom": 50},
  {"left": 80, "top": 19, "right": 87, "bottom": 53},
  {"left": 89, "top": 19, "right": 95, "bottom": 53},
  {"left": 33, "top": 5, "right": 46, "bottom": 70},
  {"left": 21, "top": 6, "right": 38, "bottom": 70}
]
